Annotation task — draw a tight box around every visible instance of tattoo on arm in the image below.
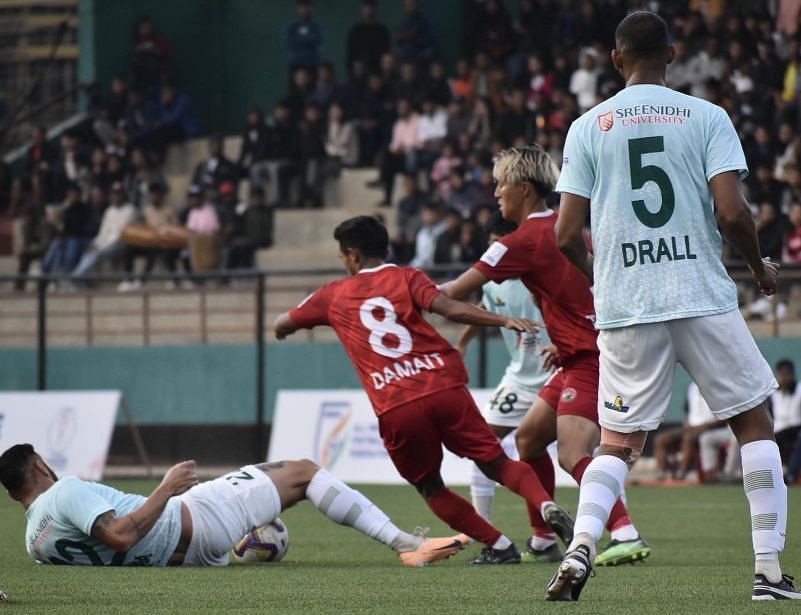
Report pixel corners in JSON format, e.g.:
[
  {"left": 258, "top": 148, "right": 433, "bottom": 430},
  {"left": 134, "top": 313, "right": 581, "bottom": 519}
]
[
  {"left": 90, "top": 511, "right": 116, "bottom": 538},
  {"left": 255, "top": 461, "right": 285, "bottom": 473}
]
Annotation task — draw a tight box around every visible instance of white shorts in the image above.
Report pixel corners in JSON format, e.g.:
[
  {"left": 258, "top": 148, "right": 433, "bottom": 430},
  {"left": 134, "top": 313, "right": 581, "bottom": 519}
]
[
  {"left": 179, "top": 465, "right": 281, "bottom": 566},
  {"left": 482, "top": 379, "right": 538, "bottom": 428},
  {"left": 598, "top": 310, "right": 777, "bottom": 433}
]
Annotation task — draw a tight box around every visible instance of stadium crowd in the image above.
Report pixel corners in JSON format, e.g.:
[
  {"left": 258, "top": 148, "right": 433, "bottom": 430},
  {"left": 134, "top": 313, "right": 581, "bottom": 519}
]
[{"left": 11, "top": 0, "right": 801, "bottom": 293}]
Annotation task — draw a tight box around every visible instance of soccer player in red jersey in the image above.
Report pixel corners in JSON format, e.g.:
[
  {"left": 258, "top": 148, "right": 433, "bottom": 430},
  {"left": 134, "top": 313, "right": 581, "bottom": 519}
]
[
  {"left": 274, "top": 215, "right": 575, "bottom": 565},
  {"left": 440, "top": 145, "right": 649, "bottom": 567}
]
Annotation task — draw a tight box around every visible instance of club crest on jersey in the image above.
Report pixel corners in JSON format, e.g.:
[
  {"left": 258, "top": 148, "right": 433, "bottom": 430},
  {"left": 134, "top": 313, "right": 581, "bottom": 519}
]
[
  {"left": 561, "top": 388, "right": 577, "bottom": 403},
  {"left": 597, "top": 110, "right": 614, "bottom": 132},
  {"left": 604, "top": 395, "right": 630, "bottom": 413}
]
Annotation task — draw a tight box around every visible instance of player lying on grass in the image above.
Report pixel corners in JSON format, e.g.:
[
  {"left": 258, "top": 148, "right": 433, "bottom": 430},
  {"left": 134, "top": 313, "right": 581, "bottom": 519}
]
[
  {"left": 274, "top": 215, "right": 575, "bottom": 565},
  {"left": 439, "top": 145, "right": 648, "bottom": 569},
  {"left": 0, "top": 443, "right": 464, "bottom": 567}
]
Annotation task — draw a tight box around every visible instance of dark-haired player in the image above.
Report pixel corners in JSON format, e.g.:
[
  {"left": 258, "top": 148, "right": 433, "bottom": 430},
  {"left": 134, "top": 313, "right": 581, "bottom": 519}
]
[
  {"left": 0, "top": 443, "right": 462, "bottom": 567},
  {"left": 440, "top": 146, "right": 647, "bottom": 568},
  {"left": 551, "top": 10, "right": 797, "bottom": 601},
  {"left": 274, "top": 215, "right": 575, "bottom": 565}
]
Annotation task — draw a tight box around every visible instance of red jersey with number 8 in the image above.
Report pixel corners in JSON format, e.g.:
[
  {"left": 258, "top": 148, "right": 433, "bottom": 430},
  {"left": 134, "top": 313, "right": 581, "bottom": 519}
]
[{"left": 289, "top": 264, "right": 468, "bottom": 415}]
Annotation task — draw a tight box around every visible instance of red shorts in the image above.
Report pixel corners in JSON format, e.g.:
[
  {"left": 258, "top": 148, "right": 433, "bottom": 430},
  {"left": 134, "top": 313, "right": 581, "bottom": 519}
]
[
  {"left": 378, "top": 386, "right": 504, "bottom": 484},
  {"left": 538, "top": 353, "right": 599, "bottom": 423}
]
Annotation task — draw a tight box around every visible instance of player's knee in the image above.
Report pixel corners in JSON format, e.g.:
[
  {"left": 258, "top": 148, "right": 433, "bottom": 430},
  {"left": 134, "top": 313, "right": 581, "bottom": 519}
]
[
  {"left": 515, "top": 431, "right": 544, "bottom": 460},
  {"left": 598, "top": 443, "right": 642, "bottom": 468},
  {"left": 413, "top": 475, "right": 445, "bottom": 499}
]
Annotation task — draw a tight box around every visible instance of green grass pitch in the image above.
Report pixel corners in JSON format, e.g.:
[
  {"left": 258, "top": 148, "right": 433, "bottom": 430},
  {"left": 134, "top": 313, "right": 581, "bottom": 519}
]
[{"left": 1, "top": 482, "right": 799, "bottom": 614}]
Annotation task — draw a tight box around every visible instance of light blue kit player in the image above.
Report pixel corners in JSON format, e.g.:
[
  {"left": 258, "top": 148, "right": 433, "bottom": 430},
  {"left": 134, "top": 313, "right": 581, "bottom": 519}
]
[
  {"left": 0, "top": 444, "right": 467, "bottom": 568},
  {"left": 548, "top": 10, "right": 797, "bottom": 602}
]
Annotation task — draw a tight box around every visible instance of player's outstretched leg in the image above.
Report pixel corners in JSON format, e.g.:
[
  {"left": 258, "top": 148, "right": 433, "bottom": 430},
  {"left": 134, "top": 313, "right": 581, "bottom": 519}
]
[
  {"left": 415, "top": 474, "right": 521, "bottom": 565},
  {"left": 255, "top": 460, "right": 467, "bottom": 567}
]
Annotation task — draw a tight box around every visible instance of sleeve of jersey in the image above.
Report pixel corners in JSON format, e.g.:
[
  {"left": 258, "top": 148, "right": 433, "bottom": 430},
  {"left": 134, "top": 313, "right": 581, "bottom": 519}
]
[
  {"left": 407, "top": 268, "right": 440, "bottom": 310},
  {"left": 705, "top": 107, "right": 748, "bottom": 182},
  {"left": 554, "top": 121, "right": 594, "bottom": 199},
  {"left": 289, "top": 285, "right": 332, "bottom": 328},
  {"left": 474, "top": 236, "right": 528, "bottom": 282},
  {"left": 56, "top": 478, "right": 114, "bottom": 536}
]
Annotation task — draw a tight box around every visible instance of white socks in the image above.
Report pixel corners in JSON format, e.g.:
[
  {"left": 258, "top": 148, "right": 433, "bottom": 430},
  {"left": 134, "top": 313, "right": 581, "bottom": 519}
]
[
  {"left": 306, "top": 469, "right": 418, "bottom": 552},
  {"left": 610, "top": 524, "right": 639, "bottom": 542},
  {"left": 569, "top": 455, "right": 628, "bottom": 551},
  {"left": 741, "top": 440, "right": 787, "bottom": 582},
  {"left": 470, "top": 430, "right": 518, "bottom": 522}
]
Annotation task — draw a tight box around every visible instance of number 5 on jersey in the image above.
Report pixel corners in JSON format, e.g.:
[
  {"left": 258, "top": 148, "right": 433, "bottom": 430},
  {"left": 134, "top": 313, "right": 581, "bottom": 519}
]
[{"left": 360, "top": 297, "right": 413, "bottom": 358}]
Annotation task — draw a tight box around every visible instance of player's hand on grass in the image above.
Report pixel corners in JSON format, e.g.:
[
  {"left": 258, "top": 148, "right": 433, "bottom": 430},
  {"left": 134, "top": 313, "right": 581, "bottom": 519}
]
[
  {"left": 753, "top": 257, "right": 780, "bottom": 296},
  {"left": 161, "top": 460, "right": 199, "bottom": 496},
  {"left": 539, "top": 344, "right": 559, "bottom": 371},
  {"left": 503, "top": 318, "right": 543, "bottom": 334}
]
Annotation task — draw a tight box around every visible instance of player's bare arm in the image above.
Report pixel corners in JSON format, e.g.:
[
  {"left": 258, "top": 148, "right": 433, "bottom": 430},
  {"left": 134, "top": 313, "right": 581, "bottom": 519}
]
[
  {"left": 710, "top": 171, "right": 779, "bottom": 295},
  {"left": 274, "top": 312, "right": 300, "bottom": 340},
  {"left": 455, "top": 303, "right": 484, "bottom": 355},
  {"left": 429, "top": 294, "right": 541, "bottom": 333},
  {"left": 555, "top": 193, "right": 594, "bottom": 283},
  {"left": 90, "top": 460, "right": 198, "bottom": 552},
  {"left": 439, "top": 268, "right": 489, "bottom": 301}
]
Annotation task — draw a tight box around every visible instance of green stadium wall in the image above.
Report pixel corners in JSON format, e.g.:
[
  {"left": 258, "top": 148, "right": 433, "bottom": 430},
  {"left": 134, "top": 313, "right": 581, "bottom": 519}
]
[
  {"left": 0, "top": 338, "right": 799, "bottom": 426},
  {"left": 78, "top": 0, "right": 465, "bottom": 135}
]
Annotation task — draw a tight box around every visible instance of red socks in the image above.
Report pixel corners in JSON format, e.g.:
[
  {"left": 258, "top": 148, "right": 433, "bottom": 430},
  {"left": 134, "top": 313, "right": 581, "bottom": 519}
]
[
  {"left": 525, "top": 454, "right": 557, "bottom": 538},
  {"left": 426, "top": 488, "right": 501, "bottom": 546}
]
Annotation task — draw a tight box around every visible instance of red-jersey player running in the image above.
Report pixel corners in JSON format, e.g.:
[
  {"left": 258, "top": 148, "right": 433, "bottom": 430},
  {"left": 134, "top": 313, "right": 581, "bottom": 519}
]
[
  {"left": 274, "top": 215, "right": 575, "bottom": 565},
  {"left": 440, "top": 145, "right": 648, "bottom": 567}
]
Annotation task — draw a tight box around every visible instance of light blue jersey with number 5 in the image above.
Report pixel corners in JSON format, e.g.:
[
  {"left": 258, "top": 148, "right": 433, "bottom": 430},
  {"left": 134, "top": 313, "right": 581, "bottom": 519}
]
[{"left": 556, "top": 83, "right": 745, "bottom": 329}]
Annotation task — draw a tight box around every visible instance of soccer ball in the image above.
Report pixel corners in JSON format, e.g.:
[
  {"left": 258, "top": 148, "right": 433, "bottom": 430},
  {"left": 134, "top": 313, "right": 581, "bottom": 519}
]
[{"left": 229, "top": 518, "right": 290, "bottom": 564}]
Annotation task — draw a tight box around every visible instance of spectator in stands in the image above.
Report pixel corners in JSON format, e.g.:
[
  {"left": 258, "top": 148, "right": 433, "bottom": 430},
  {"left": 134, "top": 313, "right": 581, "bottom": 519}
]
[
  {"left": 430, "top": 140, "right": 462, "bottom": 200},
  {"left": 450, "top": 58, "right": 473, "bottom": 101},
  {"left": 468, "top": 166, "right": 498, "bottom": 211},
  {"left": 466, "top": 97, "right": 493, "bottom": 152},
  {"left": 395, "top": 0, "right": 436, "bottom": 63},
  {"left": 569, "top": 46, "right": 600, "bottom": 113},
  {"left": 416, "top": 97, "right": 448, "bottom": 171},
  {"left": 94, "top": 74, "right": 129, "bottom": 148},
  {"left": 697, "top": 426, "right": 741, "bottom": 483},
  {"left": 131, "top": 16, "right": 171, "bottom": 99},
  {"left": 285, "top": 0, "right": 322, "bottom": 80},
  {"left": 310, "top": 62, "right": 343, "bottom": 111},
  {"left": 747, "top": 163, "right": 788, "bottom": 208},
  {"left": 342, "top": 58, "right": 368, "bottom": 119},
  {"left": 395, "top": 61, "right": 423, "bottom": 107},
  {"left": 346, "top": 0, "right": 391, "bottom": 73},
  {"left": 445, "top": 97, "right": 470, "bottom": 142},
  {"left": 287, "top": 66, "right": 316, "bottom": 119},
  {"left": 297, "top": 103, "right": 327, "bottom": 208},
  {"left": 72, "top": 182, "right": 137, "bottom": 281},
  {"left": 123, "top": 87, "right": 157, "bottom": 155},
  {"left": 226, "top": 185, "right": 274, "bottom": 270},
  {"left": 126, "top": 146, "right": 166, "bottom": 208},
  {"left": 771, "top": 359, "right": 801, "bottom": 465},
  {"left": 410, "top": 202, "right": 446, "bottom": 269},
  {"left": 88, "top": 147, "right": 111, "bottom": 190},
  {"left": 153, "top": 82, "right": 199, "bottom": 161},
  {"left": 495, "top": 88, "right": 536, "bottom": 146},
  {"left": 52, "top": 132, "right": 88, "bottom": 202},
  {"left": 379, "top": 98, "right": 420, "bottom": 207},
  {"left": 444, "top": 167, "right": 476, "bottom": 219},
  {"left": 263, "top": 100, "right": 298, "bottom": 205},
  {"left": 192, "top": 136, "right": 238, "bottom": 192},
  {"left": 424, "top": 61, "right": 452, "bottom": 107},
  {"left": 14, "top": 197, "right": 52, "bottom": 292},
  {"left": 468, "top": 0, "right": 515, "bottom": 65},
  {"left": 393, "top": 173, "right": 427, "bottom": 264},
  {"left": 185, "top": 184, "right": 221, "bottom": 236},
  {"left": 41, "top": 182, "right": 92, "bottom": 275},
  {"left": 325, "top": 101, "right": 358, "bottom": 171},
  {"left": 354, "top": 72, "right": 389, "bottom": 167},
  {"left": 786, "top": 202, "right": 801, "bottom": 262},
  {"left": 237, "top": 106, "right": 271, "bottom": 188},
  {"left": 118, "top": 180, "right": 181, "bottom": 291},
  {"left": 25, "top": 127, "right": 56, "bottom": 181}
]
